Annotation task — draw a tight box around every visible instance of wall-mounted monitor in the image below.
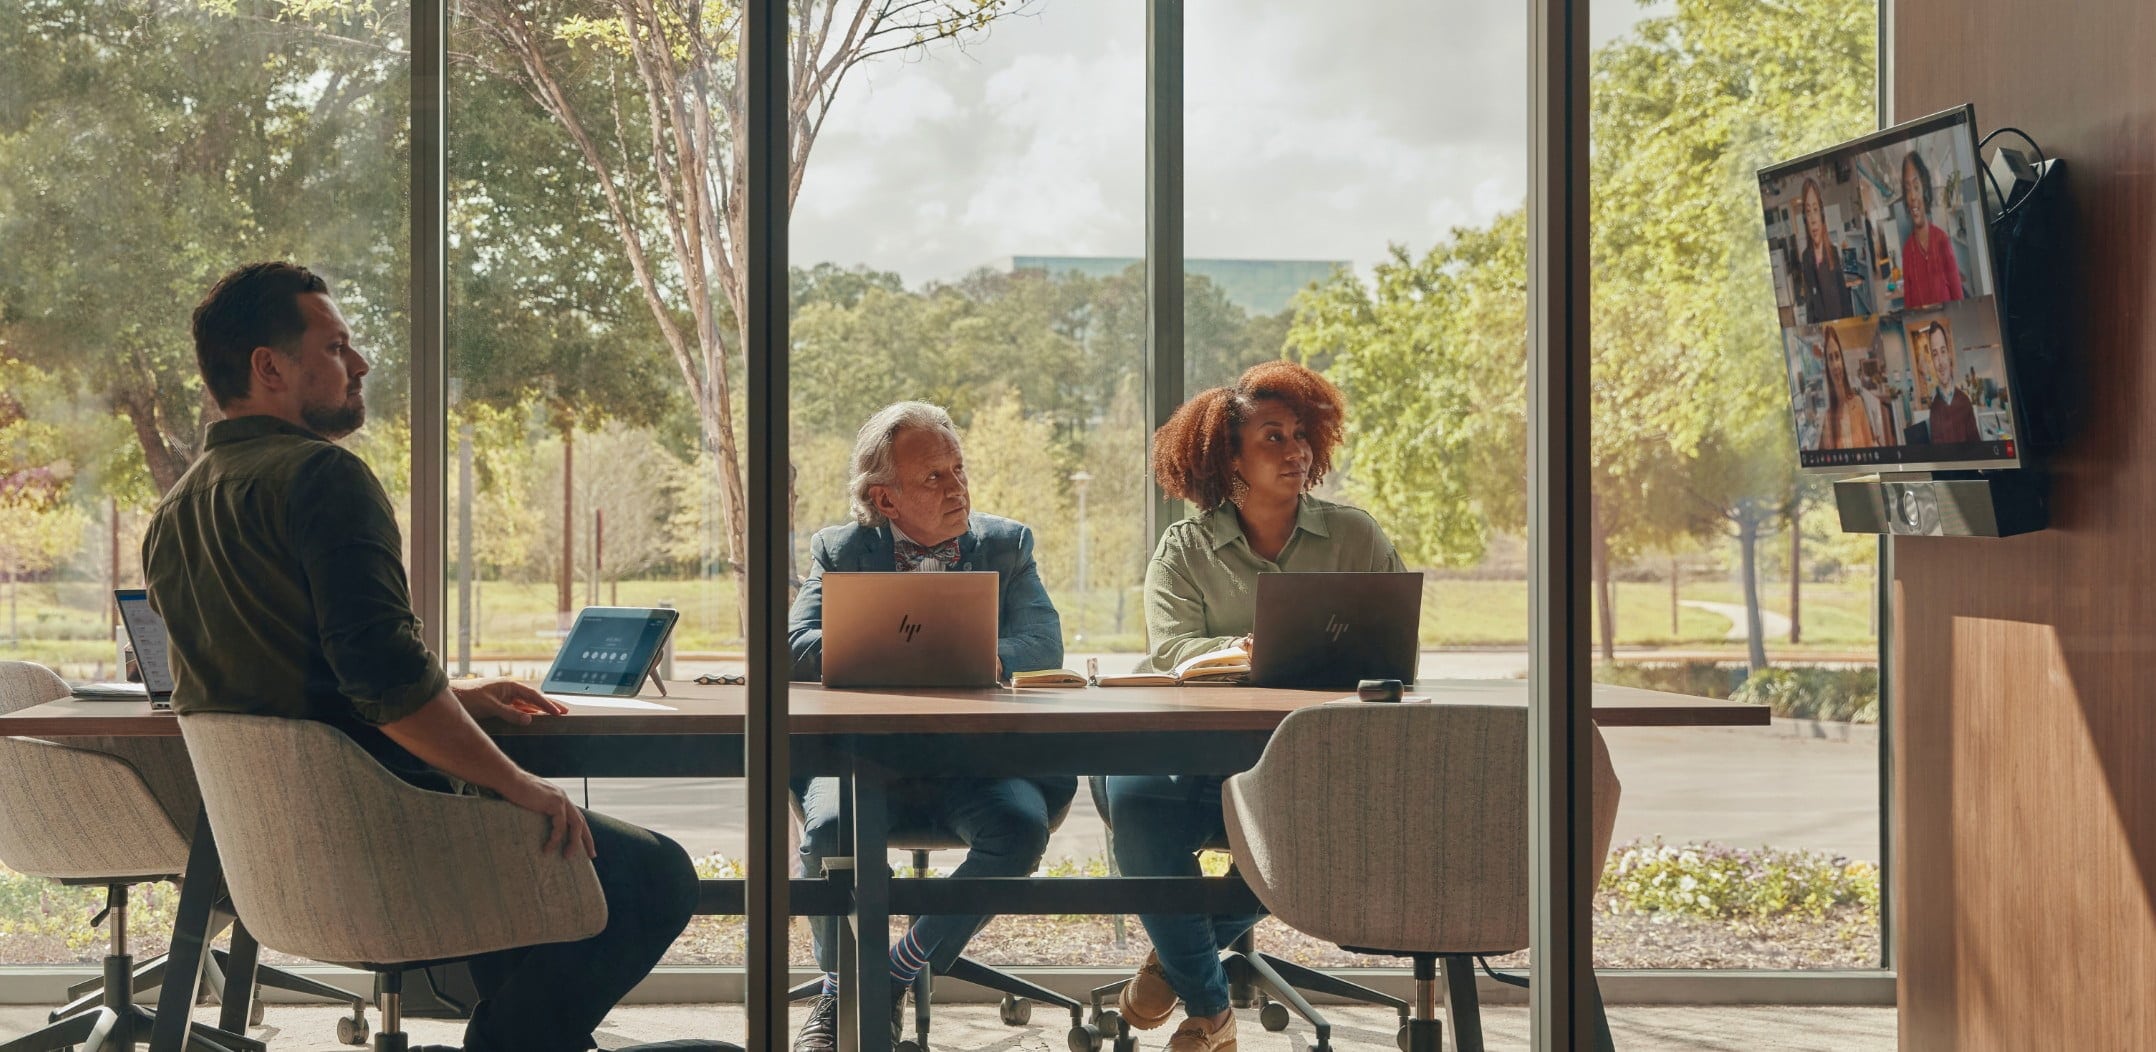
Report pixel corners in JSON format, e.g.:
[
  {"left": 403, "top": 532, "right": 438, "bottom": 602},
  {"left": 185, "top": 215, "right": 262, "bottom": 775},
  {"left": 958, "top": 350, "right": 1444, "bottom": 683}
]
[{"left": 1760, "top": 105, "right": 2022, "bottom": 473}]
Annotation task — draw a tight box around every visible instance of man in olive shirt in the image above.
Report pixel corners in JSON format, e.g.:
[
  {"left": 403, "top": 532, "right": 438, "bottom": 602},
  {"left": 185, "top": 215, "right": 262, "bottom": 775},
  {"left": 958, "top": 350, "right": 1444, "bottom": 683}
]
[{"left": 144, "top": 262, "right": 705, "bottom": 1052}]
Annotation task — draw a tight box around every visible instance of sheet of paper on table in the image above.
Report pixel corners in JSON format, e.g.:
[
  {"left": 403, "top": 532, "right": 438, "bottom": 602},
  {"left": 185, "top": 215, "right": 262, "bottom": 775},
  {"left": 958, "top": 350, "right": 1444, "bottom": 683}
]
[{"left": 543, "top": 694, "right": 679, "bottom": 712}]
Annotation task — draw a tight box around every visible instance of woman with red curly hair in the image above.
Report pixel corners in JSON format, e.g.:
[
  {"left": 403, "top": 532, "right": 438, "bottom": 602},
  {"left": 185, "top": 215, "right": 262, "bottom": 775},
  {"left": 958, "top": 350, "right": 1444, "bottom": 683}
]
[{"left": 1102, "top": 360, "right": 1403, "bottom": 1052}]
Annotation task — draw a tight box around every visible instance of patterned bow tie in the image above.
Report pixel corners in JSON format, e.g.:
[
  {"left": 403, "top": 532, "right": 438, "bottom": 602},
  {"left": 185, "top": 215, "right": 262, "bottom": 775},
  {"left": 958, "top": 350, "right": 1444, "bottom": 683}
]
[{"left": 894, "top": 537, "right": 962, "bottom": 570}]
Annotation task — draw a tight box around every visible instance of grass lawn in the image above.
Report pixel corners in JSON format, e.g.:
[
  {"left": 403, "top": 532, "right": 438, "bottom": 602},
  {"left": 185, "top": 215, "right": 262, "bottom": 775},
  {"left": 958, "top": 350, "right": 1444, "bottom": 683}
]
[{"left": 1, "top": 572, "right": 1878, "bottom": 675}]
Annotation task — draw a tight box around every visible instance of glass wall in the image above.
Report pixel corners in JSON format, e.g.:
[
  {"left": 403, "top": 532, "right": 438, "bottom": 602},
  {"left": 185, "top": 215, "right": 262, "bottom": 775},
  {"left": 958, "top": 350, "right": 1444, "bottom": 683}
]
[
  {"left": 1587, "top": 0, "right": 1884, "bottom": 970},
  {"left": 786, "top": 0, "right": 1147, "bottom": 969},
  {"left": 0, "top": 0, "right": 1891, "bottom": 1023},
  {"left": 0, "top": 0, "right": 410, "bottom": 964}
]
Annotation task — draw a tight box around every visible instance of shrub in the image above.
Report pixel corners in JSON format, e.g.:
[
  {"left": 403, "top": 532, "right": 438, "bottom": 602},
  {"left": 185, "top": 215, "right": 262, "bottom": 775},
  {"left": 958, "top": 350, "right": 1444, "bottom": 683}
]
[
  {"left": 1598, "top": 662, "right": 1878, "bottom": 724},
  {"left": 1599, "top": 839, "right": 1879, "bottom": 923}
]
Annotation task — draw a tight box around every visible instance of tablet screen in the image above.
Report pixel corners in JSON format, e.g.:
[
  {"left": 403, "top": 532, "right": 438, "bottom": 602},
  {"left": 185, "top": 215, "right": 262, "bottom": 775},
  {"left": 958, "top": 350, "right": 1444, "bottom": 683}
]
[{"left": 542, "top": 607, "right": 679, "bottom": 697}]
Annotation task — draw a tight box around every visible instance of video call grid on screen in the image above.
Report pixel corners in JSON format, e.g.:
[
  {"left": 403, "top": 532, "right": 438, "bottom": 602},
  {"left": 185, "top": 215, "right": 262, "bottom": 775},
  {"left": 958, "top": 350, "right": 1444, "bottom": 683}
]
[{"left": 1758, "top": 105, "right": 2022, "bottom": 473}]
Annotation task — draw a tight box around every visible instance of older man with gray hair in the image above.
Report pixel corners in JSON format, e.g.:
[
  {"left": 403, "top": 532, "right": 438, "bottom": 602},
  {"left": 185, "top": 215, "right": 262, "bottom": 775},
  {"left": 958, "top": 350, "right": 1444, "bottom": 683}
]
[{"left": 784, "top": 400, "right": 1070, "bottom": 1052}]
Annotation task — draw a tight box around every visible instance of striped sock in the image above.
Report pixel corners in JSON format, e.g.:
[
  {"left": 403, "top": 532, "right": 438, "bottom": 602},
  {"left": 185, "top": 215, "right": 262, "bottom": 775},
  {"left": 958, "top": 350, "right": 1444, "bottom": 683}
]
[
  {"left": 821, "top": 973, "right": 839, "bottom": 998},
  {"left": 889, "top": 929, "right": 932, "bottom": 985}
]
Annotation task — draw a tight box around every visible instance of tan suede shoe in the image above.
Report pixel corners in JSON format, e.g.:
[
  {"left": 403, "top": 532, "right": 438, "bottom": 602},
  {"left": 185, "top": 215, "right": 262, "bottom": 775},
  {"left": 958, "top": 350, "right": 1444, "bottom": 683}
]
[
  {"left": 1164, "top": 1012, "right": 1237, "bottom": 1052},
  {"left": 1116, "top": 951, "right": 1179, "bottom": 1031}
]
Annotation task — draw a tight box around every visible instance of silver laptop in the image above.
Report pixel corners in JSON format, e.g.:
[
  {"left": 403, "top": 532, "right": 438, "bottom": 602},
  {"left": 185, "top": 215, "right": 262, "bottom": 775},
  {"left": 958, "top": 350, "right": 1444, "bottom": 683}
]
[
  {"left": 1250, "top": 571, "right": 1424, "bottom": 689},
  {"left": 820, "top": 572, "right": 1000, "bottom": 688}
]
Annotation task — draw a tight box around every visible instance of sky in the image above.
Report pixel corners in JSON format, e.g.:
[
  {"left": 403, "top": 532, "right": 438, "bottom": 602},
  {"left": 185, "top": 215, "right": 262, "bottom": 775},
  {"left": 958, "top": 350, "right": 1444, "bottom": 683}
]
[{"left": 790, "top": 0, "right": 1671, "bottom": 286}]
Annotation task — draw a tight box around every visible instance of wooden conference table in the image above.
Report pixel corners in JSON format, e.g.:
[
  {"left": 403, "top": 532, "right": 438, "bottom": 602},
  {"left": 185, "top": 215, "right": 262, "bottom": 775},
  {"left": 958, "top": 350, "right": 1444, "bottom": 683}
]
[{"left": 0, "top": 680, "right": 1763, "bottom": 1052}]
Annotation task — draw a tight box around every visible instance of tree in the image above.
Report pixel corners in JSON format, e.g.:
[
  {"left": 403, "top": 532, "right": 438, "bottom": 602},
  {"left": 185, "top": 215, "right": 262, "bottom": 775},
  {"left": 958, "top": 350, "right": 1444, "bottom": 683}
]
[
  {"left": 458, "top": 0, "right": 1023, "bottom": 627},
  {"left": 0, "top": 0, "right": 411, "bottom": 494},
  {"left": 1286, "top": 0, "right": 1877, "bottom": 662}
]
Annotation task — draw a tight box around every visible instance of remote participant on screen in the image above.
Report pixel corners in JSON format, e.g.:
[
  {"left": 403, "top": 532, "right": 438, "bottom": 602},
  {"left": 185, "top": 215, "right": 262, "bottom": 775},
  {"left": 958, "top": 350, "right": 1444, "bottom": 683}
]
[
  {"left": 1918, "top": 321, "right": 1980, "bottom": 444},
  {"left": 1819, "top": 326, "right": 1878, "bottom": 451},
  {"left": 1899, "top": 149, "right": 1967, "bottom": 309}
]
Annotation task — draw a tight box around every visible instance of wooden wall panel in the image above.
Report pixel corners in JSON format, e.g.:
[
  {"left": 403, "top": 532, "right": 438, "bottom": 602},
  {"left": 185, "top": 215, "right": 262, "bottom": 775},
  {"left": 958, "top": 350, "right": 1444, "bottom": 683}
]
[{"left": 1894, "top": 0, "right": 2156, "bottom": 1048}]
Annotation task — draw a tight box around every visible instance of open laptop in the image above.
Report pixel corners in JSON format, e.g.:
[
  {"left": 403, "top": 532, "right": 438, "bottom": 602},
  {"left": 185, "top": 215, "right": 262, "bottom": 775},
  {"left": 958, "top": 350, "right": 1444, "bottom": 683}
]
[
  {"left": 1250, "top": 571, "right": 1424, "bottom": 689},
  {"left": 73, "top": 589, "right": 176, "bottom": 708},
  {"left": 820, "top": 572, "right": 1000, "bottom": 688}
]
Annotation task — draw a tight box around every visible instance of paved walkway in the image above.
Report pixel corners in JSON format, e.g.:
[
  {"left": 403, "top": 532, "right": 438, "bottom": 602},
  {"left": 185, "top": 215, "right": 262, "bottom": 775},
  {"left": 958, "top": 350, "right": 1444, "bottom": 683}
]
[{"left": 1679, "top": 600, "right": 1795, "bottom": 642}]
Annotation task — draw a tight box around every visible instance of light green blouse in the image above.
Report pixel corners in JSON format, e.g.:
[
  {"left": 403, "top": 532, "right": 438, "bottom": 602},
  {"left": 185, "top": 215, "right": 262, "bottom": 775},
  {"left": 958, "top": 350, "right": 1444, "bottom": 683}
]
[{"left": 1139, "top": 495, "right": 1406, "bottom": 672}]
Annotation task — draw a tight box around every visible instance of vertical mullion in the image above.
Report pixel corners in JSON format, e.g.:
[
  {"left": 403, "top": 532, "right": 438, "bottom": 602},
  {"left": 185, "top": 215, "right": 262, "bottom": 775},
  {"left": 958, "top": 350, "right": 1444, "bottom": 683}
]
[
  {"left": 1526, "top": 0, "right": 1593, "bottom": 1045},
  {"left": 409, "top": 0, "right": 446, "bottom": 652},
  {"left": 1873, "top": 0, "right": 1897, "bottom": 974},
  {"left": 1144, "top": 0, "right": 1184, "bottom": 545},
  {"left": 742, "top": 0, "right": 792, "bottom": 1046}
]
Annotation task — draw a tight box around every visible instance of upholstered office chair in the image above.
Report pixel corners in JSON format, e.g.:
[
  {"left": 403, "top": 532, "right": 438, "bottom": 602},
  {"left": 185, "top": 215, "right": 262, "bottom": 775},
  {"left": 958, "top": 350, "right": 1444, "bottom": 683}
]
[
  {"left": 178, "top": 711, "right": 609, "bottom": 1052},
  {"left": 1076, "top": 777, "right": 1407, "bottom": 1052},
  {"left": 0, "top": 662, "right": 263, "bottom": 1052},
  {"left": 787, "top": 793, "right": 1087, "bottom": 1052},
  {"left": 1222, "top": 702, "right": 1623, "bottom": 1052},
  {"left": 0, "top": 661, "right": 373, "bottom": 1044}
]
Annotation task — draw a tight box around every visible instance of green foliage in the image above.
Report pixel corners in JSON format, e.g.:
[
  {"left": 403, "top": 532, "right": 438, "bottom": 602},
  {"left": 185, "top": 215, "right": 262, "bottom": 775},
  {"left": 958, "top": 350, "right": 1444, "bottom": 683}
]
[
  {"left": 1730, "top": 666, "right": 1879, "bottom": 723},
  {"left": 0, "top": 868, "right": 181, "bottom": 958},
  {"left": 1598, "top": 660, "right": 1879, "bottom": 723},
  {"left": 0, "top": 0, "right": 413, "bottom": 493},
  {"left": 1601, "top": 839, "right": 1879, "bottom": 923},
  {"left": 1281, "top": 0, "right": 1878, "bottom": 598}
]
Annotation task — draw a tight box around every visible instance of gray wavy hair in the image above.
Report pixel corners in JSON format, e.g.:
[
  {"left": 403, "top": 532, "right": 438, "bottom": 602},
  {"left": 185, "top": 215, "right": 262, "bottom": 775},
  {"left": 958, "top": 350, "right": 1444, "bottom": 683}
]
[{"left": 849, "top": 401, "right": 961, "bottom": 527}]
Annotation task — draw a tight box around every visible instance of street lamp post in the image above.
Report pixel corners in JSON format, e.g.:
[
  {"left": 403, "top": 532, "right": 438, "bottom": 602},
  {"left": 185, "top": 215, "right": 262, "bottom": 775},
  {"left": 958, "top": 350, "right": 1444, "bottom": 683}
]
[{"left": 1071, "top": 471, "right": 1092, "bottom": 643}]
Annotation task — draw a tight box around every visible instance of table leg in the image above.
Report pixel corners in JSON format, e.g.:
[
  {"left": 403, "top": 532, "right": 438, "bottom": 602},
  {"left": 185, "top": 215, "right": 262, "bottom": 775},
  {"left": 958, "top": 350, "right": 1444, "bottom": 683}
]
[
  {"left": 836, "top": 775, "right": 857, "bottom": 1052},
  {"left": 849, "top": 761, "right": 891, "bottom": 1052},
  {"left": 149, "top": 808, "right": 223, "bottom": 1052}
]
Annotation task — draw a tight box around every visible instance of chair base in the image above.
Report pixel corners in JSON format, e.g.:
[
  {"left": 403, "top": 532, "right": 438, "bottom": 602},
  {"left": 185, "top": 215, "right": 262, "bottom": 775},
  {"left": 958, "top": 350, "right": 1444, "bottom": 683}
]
[{"left": 4, "top": 950, "right": 265, "bottom": 1052}]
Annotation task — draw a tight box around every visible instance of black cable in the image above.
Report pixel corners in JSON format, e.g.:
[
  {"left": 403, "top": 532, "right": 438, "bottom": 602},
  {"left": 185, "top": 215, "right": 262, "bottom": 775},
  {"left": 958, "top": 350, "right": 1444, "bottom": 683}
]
[
  {"left": 1978, "top": 126, "right": 2046, "bottom": 164},
  {"left": 1978, "top": 126, "right": 2049, "bottom": 218}
]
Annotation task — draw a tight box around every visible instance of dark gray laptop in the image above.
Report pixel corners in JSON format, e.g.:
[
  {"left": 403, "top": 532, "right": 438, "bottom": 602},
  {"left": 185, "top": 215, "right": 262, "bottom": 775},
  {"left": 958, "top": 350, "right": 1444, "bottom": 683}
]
[
  {"left": 1250, "top": 571, "right": 1424, "bottom": 689},
  {"left": 74, "top": 589, "right": 176, "bottom": 708}
]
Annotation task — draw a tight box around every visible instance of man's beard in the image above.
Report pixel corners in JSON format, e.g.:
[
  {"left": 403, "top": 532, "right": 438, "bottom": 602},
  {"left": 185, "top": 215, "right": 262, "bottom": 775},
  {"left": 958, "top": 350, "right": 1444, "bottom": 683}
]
[{"left": 302, "top": 391, "right": 366, "bottom": 440}]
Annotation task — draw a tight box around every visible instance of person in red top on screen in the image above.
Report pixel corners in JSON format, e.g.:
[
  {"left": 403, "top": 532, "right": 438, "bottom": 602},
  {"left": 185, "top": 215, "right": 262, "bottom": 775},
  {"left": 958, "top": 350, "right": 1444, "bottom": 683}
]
[
  {"left": 1899, "top": 150, "right": 1966, "bottom": 309},
  {"left": 1918, "top": 322, "right": 1980, "bottom": 444}
]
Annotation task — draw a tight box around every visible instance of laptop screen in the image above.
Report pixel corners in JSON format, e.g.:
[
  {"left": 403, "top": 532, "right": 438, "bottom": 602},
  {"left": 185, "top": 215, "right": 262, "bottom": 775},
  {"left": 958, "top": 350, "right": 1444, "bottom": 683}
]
[{"left": 114, "top": 589, "right": 176, "bottom": 695}]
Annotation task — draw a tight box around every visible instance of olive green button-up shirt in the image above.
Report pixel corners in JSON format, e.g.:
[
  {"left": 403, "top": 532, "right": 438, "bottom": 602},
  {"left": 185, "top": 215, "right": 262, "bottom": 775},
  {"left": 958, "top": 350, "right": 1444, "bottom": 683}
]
[
  {"left": 1139, "top": 495, "right": 1407, "bottom": 672},
  {"left": 142, "top": 415, "right": 446, "bottom": 727}
]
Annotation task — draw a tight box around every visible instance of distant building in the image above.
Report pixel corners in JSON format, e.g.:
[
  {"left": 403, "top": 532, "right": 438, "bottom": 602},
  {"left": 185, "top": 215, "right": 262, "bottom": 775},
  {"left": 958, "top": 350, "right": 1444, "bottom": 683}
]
[{"left": 1001, "top": 256, "right": 1348, "bottom": 317}]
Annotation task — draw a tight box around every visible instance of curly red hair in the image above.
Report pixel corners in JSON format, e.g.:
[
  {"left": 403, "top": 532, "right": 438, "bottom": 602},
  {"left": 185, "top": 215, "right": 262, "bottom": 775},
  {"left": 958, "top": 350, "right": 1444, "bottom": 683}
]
[{"left": 1152, "top": 360, "right": 1346, "bottom": 511}]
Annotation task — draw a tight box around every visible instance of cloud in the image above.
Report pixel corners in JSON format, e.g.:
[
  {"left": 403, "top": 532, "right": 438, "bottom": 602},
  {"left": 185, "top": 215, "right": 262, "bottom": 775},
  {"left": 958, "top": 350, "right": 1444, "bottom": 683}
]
[{"left": 789, "top": 0, "right": 1667, "bottom": 285}]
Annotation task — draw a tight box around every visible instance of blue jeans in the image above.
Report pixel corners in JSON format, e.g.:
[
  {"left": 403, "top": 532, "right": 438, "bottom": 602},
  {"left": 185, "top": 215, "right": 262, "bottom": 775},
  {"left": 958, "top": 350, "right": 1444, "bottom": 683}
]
[
  {"left": 796, "top": 776, "right": 1070, "bottom": 974},
  {"left": 1104, "top": 774, "right": 1262, "bottom": 1017}
]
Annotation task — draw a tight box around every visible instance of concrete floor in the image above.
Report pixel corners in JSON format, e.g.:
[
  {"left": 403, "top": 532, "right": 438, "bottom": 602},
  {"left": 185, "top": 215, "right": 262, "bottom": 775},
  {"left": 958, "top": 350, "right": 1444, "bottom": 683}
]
[{"left": 0, "top": 1001, "right": 1898, "bottom": 1051}]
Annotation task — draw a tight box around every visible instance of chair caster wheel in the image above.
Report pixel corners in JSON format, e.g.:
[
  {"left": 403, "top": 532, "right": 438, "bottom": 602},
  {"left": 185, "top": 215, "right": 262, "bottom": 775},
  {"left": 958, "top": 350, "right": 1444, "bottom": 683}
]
[
  {"left": 896, "top": 1040, "right": 923, "bottom": 1052},
  {"left": 251, "top": 992, "right": 266, "bottom": 1027},
  {"left": 1093, "top": 1008, "right": 1121, "bottom": 1036},
  {"left": 1398, "top": 1024, "right": 1411, "bottom": 1052},
  {"left": 337, "top": 1010, "right": 371, "bottom": 1045},
  {"left": 1000, "top": 994, "right": 1032, "bottom": 1026},
  {"left": 1261, "top": 1000, "right": 1292, "bottom": 1031},
  {"left": 1068, "top": 1023, "right": 1106, "bottom": 1052}
]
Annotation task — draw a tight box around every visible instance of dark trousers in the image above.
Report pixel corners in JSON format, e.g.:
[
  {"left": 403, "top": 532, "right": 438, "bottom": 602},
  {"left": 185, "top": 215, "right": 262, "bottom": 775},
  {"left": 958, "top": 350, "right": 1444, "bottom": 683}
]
[
  {"left": 795, "top": 776, "right": 1070, "bottom": 975},
  {"left": 459, "top": 808, "right": 702, "bottom": 1052}
]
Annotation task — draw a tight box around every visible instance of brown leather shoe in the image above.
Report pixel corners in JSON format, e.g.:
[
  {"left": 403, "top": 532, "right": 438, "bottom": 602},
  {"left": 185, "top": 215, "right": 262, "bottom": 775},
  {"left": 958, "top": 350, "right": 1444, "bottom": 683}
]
[
  {"left": 1164, "top": 1012, "right": 1237, "bottom": 1051},
  {"left": 1116, "top": 951, "right": 1179, "bottom": 1031}
]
